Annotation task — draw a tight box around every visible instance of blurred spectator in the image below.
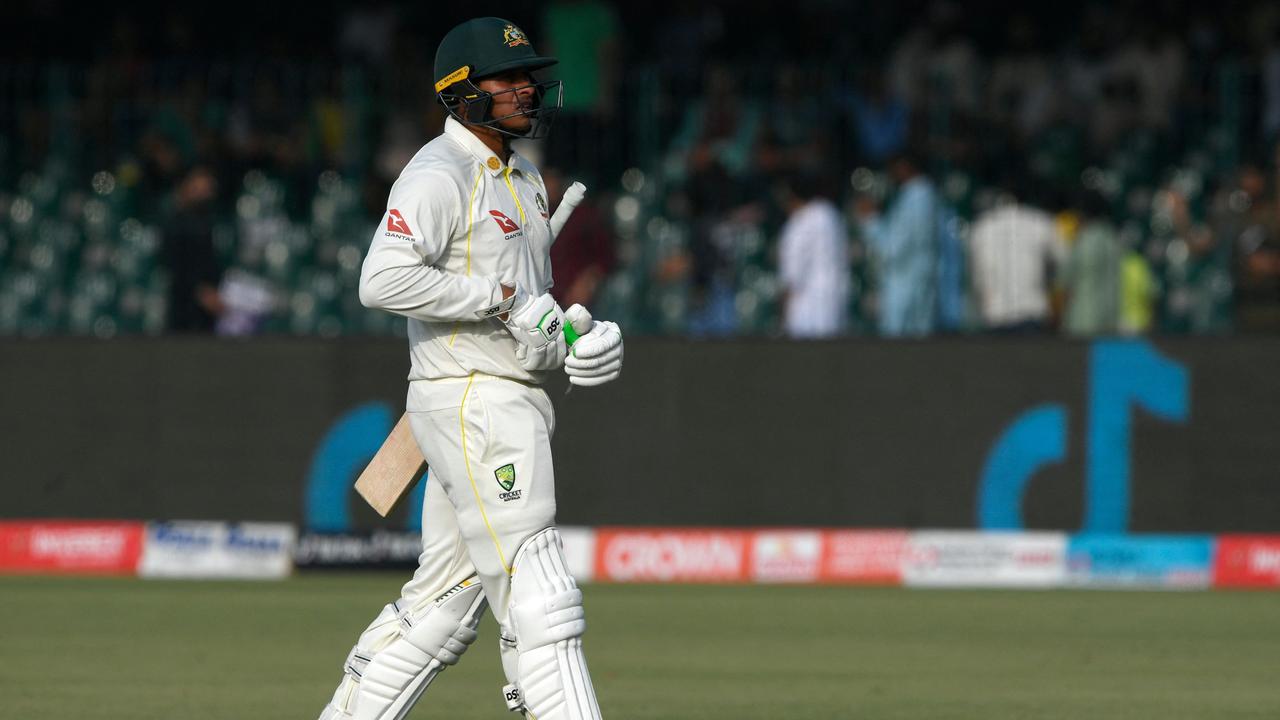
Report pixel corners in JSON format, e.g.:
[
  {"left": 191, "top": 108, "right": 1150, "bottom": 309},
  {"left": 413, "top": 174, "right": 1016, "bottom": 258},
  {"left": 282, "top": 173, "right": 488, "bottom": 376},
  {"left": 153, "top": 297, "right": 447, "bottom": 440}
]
[
  {"left": 967, "top": 183, "right": 1065, "bottom": 333},
  {"left": 1060, "top": 192, "right": 1121, "bottom": 336},
  {"left": 888, "top": 2, "right": 979, "bottom": 116},
  {"left": 1155, "top": 181, "right": 1229, "bottom": 334},
  {"left": 858, "top": 152, "right": 939, "bottom": 337},
  {"left": 1222, "top": 159, "right": 1280, "bottom": 331},
  {"left": 1108, "top": 21, "right": 1185, "bottom": 135},
  {"left": 546, "top": 168, "right": 616, "bottom": 309},
  {"left": 843, "top": 69, "right": 909, "bottom": 165},
  {"left": 542, "top": 0, "right": 620, "bottom": 179},
  {"left": 681, "top": 161, "right": 763, "bottom": 337},
  {"left": 162, "top": 166, "right": 223, "bottom": 332},
  {"left": 934, "top": 198, "right": 967, "bottom": 334},
  {"left": 757, "top": 64, "right": 830, "bottom": 176},
  {"left": 987, "top": 16, "right": 1054, "bottom": 142},
  {"left": 775, "top": 173, "right": 849, "bottom": 338},
  {"left": 1119, "top": 240, "right": 1159, "bottom": 335},
  {"left": 667, "top": 64, "right": 762, "bottom": 182}
]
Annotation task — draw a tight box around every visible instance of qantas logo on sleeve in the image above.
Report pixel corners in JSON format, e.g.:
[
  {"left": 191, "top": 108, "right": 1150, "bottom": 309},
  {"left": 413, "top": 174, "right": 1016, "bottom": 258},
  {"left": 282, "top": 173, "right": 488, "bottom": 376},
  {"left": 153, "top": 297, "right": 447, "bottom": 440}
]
[
  {"left": 488, "top": 210, "right": 521, "bottom": 235},
  {"left": 386, "top": 209, "right": 413, "bottom": 236}
]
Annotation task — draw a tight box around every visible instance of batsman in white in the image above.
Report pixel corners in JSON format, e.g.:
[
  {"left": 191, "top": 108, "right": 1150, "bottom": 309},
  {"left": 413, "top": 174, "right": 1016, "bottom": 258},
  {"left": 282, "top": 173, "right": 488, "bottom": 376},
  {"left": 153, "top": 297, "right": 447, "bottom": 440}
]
[{"left": 317, "top": 17, "right": 622, "bottom": 720}]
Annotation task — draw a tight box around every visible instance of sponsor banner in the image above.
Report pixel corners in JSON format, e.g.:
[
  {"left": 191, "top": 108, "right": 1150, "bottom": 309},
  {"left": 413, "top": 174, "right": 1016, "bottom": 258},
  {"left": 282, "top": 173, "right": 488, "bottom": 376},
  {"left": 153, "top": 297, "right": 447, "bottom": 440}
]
[
  {"left": 594, "top": 528, "right": 751, "bottom": 583},
  {"left": 294, "top": 530, "right": 423, "bottom": 569},
  {"left": 904, "top": 531, "right": 1067, "bottom": 588},
  {"left": 751, "top": 530, "right": 823, "bottom": 583},
  {"left": 1213, "top": 535, "right": 1280, "bottom": 588},
  {"left": 0, "top": 520, "right": 144, "bottom": 575},
  {"left": 140, "top": 521, "right": 295, "bottom": 580},
  {"left": 291, "top": 526, "right": 595, "bottom": 578},
  {"left": 820, "top": 530, "right": 908, "bottom": 584},
  {"left": 1066, "top": 535, "right": 1212, "bottom": 589}
]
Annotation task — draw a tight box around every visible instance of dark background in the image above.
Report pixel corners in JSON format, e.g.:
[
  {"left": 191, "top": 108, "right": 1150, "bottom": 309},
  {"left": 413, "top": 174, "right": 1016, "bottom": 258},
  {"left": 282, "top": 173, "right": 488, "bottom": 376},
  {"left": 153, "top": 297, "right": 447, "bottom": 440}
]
[{"left": 4, "top": 337, "right": 1277, "bottom": 532}]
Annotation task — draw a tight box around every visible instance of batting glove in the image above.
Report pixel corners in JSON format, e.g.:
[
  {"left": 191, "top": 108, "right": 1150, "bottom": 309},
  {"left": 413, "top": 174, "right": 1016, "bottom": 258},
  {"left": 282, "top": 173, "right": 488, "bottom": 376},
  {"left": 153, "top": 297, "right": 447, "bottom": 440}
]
[
  {"left": 565, "top": 319, "right": 623, "bottom": 387},
  {"left": 505, "top": 291, "right": 568, "bottom": 371}
]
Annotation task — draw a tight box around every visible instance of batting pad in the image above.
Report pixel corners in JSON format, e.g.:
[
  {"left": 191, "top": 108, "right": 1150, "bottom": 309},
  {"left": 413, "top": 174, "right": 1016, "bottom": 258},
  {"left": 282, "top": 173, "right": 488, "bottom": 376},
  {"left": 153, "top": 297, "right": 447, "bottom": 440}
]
[
  {"left": 319, "top": 577, "right": 488, "bottom": 720},
  {"left": 508, "top": 528, "right": 603, "bottom": 720}
]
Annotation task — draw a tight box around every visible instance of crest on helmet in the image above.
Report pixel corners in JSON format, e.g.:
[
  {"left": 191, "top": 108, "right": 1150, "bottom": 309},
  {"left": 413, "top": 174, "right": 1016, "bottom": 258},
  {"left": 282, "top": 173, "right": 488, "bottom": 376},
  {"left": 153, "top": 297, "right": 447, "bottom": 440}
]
[{"left": 503, "top": 25, "right": 530, "bottom": 48}]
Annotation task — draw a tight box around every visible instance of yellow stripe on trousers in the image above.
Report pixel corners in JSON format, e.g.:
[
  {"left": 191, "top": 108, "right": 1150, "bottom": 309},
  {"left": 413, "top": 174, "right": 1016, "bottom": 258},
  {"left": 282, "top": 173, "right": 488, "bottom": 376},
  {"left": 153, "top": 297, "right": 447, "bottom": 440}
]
[{"left": 459, "top": 373, "right": 511, "bottom": 574}]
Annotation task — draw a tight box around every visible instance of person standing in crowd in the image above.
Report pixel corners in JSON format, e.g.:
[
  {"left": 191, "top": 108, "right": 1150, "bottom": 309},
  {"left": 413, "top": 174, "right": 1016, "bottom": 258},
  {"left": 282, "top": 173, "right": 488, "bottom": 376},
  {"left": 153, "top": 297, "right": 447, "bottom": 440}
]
[
  {"left": 858, "top": 151, "right": 940, "bottom": 337},
  {"left": 541, "top": 0, "right": 620, "bottom": 177},
  {"left": 162, "top": 165, "right": 223, "bottom": 332},
  {"left": 1060, "top": 191, "right": 1122, "bottom": 336},
  {"left": 967, "top": 180, "right": 1066, "bottom": 333},
  {"left": 776, "top": 173, "right": 849, "bottom": 338}
]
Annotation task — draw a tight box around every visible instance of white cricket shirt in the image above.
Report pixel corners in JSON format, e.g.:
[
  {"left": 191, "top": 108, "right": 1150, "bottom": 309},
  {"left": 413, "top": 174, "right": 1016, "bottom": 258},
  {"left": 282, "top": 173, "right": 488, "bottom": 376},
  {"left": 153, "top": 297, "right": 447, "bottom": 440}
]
[
  {"left": 777, "top": 199, "right": 850, "bottom": 338},
  {"left": 359, "top": 118, "right": 556, "bottom": 383},
  {"left": 967, "top": 203, "right": 1066, "bottom": 326}
]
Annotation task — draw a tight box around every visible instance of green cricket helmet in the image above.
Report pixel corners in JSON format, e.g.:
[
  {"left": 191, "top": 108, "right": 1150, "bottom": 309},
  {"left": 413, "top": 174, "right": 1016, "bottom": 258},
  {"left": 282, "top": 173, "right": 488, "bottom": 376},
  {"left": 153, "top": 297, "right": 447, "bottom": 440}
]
[{"left": 434, "top": 17, "right": 562, "bottom": 138}]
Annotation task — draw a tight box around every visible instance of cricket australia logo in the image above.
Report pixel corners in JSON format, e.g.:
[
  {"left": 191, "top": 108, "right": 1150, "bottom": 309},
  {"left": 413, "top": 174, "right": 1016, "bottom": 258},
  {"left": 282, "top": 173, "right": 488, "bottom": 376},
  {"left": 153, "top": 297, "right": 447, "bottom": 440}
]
[
  {"left": 503, "top": 25, "right": 530, "bottom": 48},
  {"left": 495, "top": 463, "right": 521, "bottom": 502}
]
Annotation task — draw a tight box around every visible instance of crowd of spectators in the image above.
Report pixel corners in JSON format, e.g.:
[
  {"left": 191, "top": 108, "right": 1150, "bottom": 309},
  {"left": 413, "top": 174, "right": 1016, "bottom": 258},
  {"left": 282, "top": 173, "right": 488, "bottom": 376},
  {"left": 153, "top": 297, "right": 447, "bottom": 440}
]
[
  {"left": 646, "top": 1, "right": 1280, "bottom": 337},
  {"left": 2, "top": 1, "right": 1279, "bottom": 337}
]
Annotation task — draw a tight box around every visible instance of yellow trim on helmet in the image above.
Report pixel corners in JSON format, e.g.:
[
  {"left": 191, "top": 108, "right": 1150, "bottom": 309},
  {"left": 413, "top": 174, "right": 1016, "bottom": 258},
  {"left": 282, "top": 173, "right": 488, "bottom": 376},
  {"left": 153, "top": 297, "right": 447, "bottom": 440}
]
[{"left": 435, "top": 66, "right": 470, "bottom": 93}]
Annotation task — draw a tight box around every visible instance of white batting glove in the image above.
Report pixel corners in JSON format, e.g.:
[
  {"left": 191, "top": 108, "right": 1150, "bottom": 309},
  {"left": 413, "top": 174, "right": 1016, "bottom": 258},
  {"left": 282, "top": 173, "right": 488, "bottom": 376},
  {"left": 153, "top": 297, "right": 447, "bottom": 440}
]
[
  {"left": 565, "top": 320, "right": 623, "bottom": 387},
  {"left": 505, "top": 291, "right": 568, "bottom": 371}
]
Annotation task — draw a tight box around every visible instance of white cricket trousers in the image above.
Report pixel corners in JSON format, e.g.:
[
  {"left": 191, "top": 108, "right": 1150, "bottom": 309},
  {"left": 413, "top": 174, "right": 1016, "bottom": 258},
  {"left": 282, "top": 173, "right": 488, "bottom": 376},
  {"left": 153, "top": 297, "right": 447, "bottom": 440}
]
[{"left": 400, "top": 373, "right": 558, "bottom": 625}]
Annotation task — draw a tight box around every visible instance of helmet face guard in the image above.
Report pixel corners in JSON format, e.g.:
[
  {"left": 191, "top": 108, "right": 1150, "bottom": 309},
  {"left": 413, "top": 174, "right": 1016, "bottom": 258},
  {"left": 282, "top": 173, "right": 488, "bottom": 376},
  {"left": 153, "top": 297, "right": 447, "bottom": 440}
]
[{"left": 439, "top": 77, "right": 563, "bottom": 139}]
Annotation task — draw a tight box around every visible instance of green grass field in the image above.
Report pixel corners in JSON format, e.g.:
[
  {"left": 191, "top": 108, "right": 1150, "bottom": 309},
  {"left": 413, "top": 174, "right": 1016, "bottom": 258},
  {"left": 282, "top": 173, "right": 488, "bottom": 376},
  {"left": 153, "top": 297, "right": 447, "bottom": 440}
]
[{"left": 3, "top": 574, "right": 1278, "bottom": 719}]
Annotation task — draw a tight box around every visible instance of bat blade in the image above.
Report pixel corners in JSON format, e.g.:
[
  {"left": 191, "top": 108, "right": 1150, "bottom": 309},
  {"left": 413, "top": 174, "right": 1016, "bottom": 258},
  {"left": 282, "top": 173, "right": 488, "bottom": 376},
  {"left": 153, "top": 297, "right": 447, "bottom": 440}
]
[{"left": 354, "top": 413, "right": 427, "bottom": 517}]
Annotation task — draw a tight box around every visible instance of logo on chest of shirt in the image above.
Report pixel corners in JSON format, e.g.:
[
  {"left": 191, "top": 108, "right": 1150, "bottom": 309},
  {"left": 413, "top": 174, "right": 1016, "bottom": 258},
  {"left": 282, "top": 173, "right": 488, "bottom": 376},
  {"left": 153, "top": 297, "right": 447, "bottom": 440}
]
[
  {"left": 385, "top": 209, "right": 414, "bottom": 239},
  {"left": 488, "top": 210, "right": 523, "bottom": 239}
]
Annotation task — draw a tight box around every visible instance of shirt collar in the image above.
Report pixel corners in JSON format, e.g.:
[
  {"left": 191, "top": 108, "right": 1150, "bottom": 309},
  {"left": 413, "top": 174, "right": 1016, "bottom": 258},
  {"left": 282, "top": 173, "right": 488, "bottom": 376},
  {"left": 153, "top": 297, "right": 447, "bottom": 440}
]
[{"left": 444, "top": 117, "right": 527, "bottom": 178}]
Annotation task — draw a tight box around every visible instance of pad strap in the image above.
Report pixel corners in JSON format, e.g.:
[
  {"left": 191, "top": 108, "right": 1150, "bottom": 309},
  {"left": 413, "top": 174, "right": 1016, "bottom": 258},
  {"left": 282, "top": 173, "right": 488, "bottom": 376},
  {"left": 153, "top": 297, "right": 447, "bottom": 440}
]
[{"left": 344, "top": 645, "right": 373, "bottom": 679}]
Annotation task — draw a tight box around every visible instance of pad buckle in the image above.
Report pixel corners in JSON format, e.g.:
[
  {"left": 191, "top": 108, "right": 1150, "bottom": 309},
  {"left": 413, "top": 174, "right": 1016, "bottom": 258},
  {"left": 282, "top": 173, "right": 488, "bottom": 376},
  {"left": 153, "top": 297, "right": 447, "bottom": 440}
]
[{"left": 343, "top": 645, "right": 371, "bottom": 679}]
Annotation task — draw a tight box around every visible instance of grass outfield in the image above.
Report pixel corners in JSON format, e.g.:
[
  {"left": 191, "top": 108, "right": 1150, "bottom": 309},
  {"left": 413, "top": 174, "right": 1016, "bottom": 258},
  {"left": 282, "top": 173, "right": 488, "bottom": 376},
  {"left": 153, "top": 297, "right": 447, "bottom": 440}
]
[{"left": 3, "top": 575, "right": 1278, "bottom": 719}]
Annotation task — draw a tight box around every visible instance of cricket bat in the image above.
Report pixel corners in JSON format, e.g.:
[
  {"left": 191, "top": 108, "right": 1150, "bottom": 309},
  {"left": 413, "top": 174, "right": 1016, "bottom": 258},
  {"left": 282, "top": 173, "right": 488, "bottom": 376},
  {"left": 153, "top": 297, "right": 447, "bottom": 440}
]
[{"left": 354, "top": 182, "right": 588, "bottom": 516}]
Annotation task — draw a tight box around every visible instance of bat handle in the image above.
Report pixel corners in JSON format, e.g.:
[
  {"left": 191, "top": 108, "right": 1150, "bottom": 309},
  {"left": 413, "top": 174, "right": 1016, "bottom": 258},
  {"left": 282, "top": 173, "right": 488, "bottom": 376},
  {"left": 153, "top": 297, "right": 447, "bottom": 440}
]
[{"left": 549, "top": 182, "right": 587, "bottom": 238}]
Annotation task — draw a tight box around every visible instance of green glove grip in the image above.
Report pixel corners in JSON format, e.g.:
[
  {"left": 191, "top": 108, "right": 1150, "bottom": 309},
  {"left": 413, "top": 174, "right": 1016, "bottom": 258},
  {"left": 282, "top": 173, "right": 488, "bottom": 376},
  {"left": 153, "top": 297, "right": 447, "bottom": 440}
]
[{"left": 564, "top": 323, "right": 580, "bottom": 347}]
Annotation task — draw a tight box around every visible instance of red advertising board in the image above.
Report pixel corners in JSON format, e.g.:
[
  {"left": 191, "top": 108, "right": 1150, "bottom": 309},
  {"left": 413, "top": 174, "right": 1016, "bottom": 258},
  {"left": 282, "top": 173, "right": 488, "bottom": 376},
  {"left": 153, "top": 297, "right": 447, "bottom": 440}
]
[
  {"left": 820, "top": 530, "right": 908, "bottom": 584},
  {"left": 594, "top": 528, "right": 751, "bottom": 582},
  {"left": 0, "top": 521, "right": 144, "bottom": 575},
  {"left": 1213, "top": 535, "right": 1280, "bottom": 588},
  {"left": 593, "top": 528, "right": 910, "bottom": 585}
]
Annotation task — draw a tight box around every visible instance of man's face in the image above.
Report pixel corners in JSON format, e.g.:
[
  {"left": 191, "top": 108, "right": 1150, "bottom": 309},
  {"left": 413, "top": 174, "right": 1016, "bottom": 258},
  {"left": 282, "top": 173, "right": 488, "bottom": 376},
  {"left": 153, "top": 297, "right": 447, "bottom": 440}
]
[{"left": 476, "top": 70, "right": 537, "bottom": 133}]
